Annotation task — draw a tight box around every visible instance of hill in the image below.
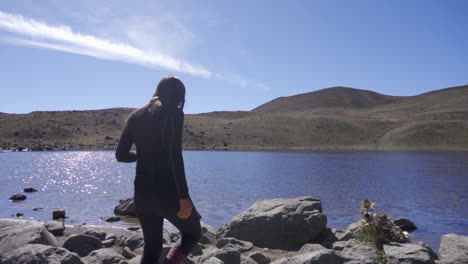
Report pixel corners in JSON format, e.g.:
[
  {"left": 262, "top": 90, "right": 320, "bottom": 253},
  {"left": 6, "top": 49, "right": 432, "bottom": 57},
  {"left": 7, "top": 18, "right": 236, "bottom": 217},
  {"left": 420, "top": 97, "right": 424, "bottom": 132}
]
[
  {"left": 253, "top": 86, "right": 404, "bottom": 112},
  {"left": 0, "top": 85, "right": 467, "bottom": 151}
]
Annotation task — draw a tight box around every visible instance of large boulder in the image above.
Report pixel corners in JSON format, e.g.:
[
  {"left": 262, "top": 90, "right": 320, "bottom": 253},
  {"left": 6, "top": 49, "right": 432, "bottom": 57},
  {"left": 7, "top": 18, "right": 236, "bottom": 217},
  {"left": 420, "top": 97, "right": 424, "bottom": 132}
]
[
  {"left": 0, "top": 219, "right": 58, "bottom": 257},
  {"left": 217, "top": 196, "right": 327, "bottom": 250},
  {"left": 384, "top": 242, "right": 437, "bottom": 264},
  {"left": 271, "top": 249, "right": 342, "bottom": 264},
  {"left": 114, "top": 198, "right": 137, "bottom": 217},
  {"left": 63, "top": 234, "right": 103, "bottom": 257},
  {"left": 439, "top": 234, "right": 468, "bottom": 264},
  {"left": 1, "top": 244, "right": 83, "bottom": 264}
]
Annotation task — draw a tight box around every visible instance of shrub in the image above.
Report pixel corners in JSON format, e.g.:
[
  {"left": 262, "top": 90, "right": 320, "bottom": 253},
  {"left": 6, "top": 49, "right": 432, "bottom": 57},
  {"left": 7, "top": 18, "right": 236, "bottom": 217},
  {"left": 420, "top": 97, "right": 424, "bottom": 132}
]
[{"left": 357, "top": 199, "right": 409, "bottom": 249}]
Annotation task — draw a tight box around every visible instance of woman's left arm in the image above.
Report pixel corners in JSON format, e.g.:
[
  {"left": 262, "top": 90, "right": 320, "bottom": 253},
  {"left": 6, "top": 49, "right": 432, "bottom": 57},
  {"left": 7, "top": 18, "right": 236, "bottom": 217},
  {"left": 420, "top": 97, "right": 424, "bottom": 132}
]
[{"left": 115, "top": 115, "right": 137, "bottom": 163}]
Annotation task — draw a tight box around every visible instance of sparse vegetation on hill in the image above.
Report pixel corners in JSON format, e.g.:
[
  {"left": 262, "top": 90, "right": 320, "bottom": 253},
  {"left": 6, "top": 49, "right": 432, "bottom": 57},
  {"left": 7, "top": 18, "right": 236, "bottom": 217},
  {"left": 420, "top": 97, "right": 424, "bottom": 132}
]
[{"left": 0, "top": 85, "right": 467, "bottom": 151}]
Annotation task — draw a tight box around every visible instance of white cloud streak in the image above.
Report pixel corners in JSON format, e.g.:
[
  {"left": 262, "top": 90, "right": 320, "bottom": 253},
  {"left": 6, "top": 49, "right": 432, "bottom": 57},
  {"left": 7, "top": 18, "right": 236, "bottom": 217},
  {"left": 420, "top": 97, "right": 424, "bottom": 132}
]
[
  {"left": 0, "top": 10, "right": 211, "bottom": 78},
  {"left": 215, "top": 73, "right": 271, "bottom": 91}
]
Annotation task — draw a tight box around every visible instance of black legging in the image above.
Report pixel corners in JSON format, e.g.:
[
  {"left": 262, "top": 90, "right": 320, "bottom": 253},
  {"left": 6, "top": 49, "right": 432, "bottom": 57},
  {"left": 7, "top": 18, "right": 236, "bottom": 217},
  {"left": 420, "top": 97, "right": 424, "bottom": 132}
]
[{"left": 135, "top": 194, "right": 201, "bottom": 263}]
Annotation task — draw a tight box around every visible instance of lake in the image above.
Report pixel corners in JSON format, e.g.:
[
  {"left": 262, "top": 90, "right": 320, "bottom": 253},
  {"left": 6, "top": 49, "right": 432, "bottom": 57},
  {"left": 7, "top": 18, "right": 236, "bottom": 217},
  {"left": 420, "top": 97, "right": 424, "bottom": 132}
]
[{"left": 0, "top": 150, "right": 467, "bottom": 253}]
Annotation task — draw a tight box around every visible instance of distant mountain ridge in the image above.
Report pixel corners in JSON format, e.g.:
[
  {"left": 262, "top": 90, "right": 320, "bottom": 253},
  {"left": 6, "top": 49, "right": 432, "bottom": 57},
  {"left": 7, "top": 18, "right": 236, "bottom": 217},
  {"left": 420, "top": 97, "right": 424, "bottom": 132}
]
[
  {"left": 253, "top": 86, "right": 404, "bottom": 112},
  {"left": 1, "top": 84, "right": 467, "bottom": 151}
]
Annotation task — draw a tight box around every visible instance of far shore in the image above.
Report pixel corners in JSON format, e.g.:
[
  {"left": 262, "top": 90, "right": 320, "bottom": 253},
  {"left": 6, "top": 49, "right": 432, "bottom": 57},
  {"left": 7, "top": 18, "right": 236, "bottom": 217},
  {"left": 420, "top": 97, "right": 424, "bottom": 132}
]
[{"left": 2, "top": 145, "right": 468, "bottom": 153}]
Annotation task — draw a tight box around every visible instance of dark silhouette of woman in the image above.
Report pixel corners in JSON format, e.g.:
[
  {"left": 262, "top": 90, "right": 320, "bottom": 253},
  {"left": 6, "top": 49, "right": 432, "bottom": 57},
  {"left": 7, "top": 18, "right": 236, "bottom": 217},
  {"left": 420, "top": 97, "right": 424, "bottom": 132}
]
[{"left": 116, "top": 75, "right": 201, "bottom": 264}]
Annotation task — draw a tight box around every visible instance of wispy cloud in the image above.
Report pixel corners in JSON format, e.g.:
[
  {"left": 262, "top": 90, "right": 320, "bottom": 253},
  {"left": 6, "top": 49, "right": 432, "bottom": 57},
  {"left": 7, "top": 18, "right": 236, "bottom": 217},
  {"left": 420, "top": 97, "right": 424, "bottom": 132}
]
[
  {"left": 215, "top": 73, "right": 272, "bottom": 91},
  {"left": 0, "top": 10, "right": 211, "bottom": 78}
]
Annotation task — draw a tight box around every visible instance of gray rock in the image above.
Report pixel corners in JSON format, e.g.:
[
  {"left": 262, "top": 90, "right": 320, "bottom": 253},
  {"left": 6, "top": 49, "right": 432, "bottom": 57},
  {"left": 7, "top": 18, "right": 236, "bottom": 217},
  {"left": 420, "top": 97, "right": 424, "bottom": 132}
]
[
  {"left": 105, "top": 233, "right": 117, "bottom": 240},
  {"left": 169, "top": 230, "right": 181, "bottom": 243},
  {"left": 394, "top": 218, "right": 418, "bottom": 232},
  {"left": 200, "top": 248, "right": 241, "bottom": 264},
  {"left": 216, "top": 237, "right": 254, "bottom": 252},
  {"left": 384, "top": 242, "right": 437, "bottom": 264},
  {"left": 316, "top": 228, "right": 339, "bottom": 248},
  {"left": 105, "top": 216, "right": 121, "bottom": 222},
  {"left": 127, "top": 256, "right": 142, "bottom": 264},
  {"left": 114, "top": 198, "right": 137, "bottom": 217},
  {"left": 102, "top": 238, "right": 116, "bottom": 247},
  {"left": 63, "top": 234, "right": 103, "bottom": 257},
  {"left": 331, "top": 241, "right": 347, "bottom": 251},
  {"left": 203, "top": 257, "right": 225, "bottom": 264},
  {"left": 122, "top": 247, "right": 137, "bottom": 259},
  {"left": 24, "top": 187, "right": 38, "bottom": 193},
  {"left": 337, "top": 239, "right": 380, "bottom": 264},
  {"left": 81, "top": 248, "right": 125, "bottom": 264},
  {"left": 271, "top": 249, "right": 342, "bottom": 264},
  {"left": 163, "top": 229, "right": 172, "bottom": 244},
  {"left": 44, "top": 220, "right": 65, "bottom": 236},
  {"left": 200, "top": 222, "right": 217, "bottom": 245},
  {"left": 299, "top": 243, "right": 328, "bottom": 253},
  {"left": 117, "top": 233, "right": 144, "bottom": 251},
  {"left": 0, "top": 219, "right": 59, "bottom": 256},
  {"left": 9, "top": 193, "right": 27, "bottom": 201},
  {"left": 1, "top": 244, "right": 83, "bottom": 264},
  {"left": 217, "top": 196, "right": 327, "bottom": 250},
  {"left": 53, "top": 209, "right": 66, "bottom": 219},
  {"left": 191, "top": 243, "right": 205, "bottom": 256},
  {"left": 248, "top": 251, "right": 271, "bottom": 264},
  {"left": 339, "top": 220, "right": 365, "bottom": 241},
  {"left": 439, "top": 234, "right": 468, "bottom": 264},
  {"left": 241, "top": 256, "right": 258, "bottom": 264},
  {"left": 83, "top": 229, "right": 107, "bottom": 240},
  {"left": 417, "top": 242, "right": 438, "bottom": 261}
]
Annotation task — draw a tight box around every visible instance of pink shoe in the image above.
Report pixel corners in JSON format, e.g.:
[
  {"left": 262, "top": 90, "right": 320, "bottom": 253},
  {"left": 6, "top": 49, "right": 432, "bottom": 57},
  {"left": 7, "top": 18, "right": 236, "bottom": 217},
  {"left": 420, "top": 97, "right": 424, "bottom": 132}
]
[{"left": 164, "top": 247, "right": 185, "bottom": 264}]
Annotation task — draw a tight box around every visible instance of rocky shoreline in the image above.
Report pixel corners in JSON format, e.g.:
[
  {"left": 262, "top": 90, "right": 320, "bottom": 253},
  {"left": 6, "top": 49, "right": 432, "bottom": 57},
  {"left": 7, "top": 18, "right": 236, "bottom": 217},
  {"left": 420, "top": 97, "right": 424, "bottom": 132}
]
[
  {"left": 2, "top": 145, "right": 468, "bottom": 153},
  {"left": 1, "top": 196, "right": 467, "bottom": 264}
]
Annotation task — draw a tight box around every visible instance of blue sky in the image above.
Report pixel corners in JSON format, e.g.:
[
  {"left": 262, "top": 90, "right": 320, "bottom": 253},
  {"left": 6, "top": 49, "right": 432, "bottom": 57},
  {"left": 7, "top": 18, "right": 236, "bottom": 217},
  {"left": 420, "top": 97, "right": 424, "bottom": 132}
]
[{"left": 0, "top": 0, "right": 467, "bottom": 114}]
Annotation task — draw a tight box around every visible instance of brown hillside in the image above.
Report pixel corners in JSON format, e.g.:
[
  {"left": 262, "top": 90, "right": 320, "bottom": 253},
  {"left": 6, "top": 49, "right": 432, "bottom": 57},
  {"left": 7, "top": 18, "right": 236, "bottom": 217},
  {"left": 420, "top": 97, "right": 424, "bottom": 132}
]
[
  {"left": 253, "top": 86, "right": 404, "bottom": 112},
  {"left": 0, "top": 85, "right": 467, "bottom": 151}
]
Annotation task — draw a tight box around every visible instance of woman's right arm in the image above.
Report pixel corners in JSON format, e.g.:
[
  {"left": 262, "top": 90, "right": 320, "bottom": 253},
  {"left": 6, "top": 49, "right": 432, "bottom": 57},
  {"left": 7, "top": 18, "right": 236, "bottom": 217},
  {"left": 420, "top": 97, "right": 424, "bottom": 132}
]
[{"left": 115, "top": 115, "right": 137, "bottom": 163}]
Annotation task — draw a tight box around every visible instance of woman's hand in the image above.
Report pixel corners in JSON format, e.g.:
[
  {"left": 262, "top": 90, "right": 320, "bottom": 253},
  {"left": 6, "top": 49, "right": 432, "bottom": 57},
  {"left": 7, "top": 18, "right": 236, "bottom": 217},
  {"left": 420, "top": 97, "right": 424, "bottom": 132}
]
[{"left": 177, "top": 199, "right": 193, "bottom": 219}]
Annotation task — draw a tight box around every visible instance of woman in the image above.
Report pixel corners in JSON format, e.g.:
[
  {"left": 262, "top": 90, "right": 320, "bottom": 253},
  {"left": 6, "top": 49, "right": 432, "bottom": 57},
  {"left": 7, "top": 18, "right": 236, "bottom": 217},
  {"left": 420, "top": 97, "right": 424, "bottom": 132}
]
[{"left": 116, "top": 75, "right": 201, "bottom": 264}]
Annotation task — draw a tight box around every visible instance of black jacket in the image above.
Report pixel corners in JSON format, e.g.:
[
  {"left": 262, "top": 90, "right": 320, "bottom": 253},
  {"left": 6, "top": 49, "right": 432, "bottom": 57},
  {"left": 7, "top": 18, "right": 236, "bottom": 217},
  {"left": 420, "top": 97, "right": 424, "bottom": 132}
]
[{"left": 115, "top": 107, "right": 189, "bottom": 199}]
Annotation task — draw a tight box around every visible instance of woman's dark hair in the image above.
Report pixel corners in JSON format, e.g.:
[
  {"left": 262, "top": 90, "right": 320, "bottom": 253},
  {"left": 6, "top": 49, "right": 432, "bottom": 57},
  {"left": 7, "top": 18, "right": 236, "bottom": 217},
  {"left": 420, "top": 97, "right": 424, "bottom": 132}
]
[{"left": 148, "top": 75, "right": 186, "bottom": 113}]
